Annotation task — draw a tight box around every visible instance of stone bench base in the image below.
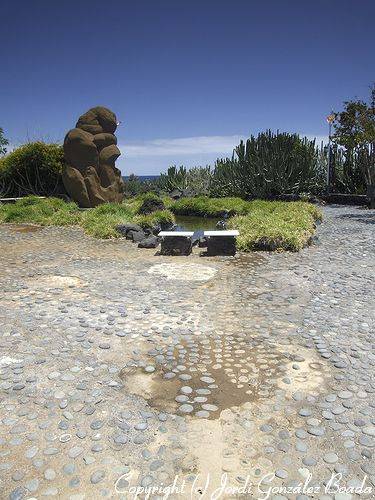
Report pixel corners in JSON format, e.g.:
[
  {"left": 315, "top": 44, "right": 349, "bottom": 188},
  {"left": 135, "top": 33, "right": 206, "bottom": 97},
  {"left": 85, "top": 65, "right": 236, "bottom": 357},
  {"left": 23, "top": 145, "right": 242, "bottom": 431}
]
[
  {"left": 204, "top": 230, "right": 239, "bottom": 256},
  {"left": 159, "top": 232, "right": 193, "bottom": 256}
]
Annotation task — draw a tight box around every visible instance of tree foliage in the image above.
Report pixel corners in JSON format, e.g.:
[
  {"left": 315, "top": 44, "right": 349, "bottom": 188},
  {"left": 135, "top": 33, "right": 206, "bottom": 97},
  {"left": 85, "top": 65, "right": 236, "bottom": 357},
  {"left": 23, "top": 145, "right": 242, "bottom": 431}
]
[
  {"left": 0, "top": 127, "right": 9, "bottom": 156},
  {"left": 332, "top": 84, "right": 375, "bottom": 193}
]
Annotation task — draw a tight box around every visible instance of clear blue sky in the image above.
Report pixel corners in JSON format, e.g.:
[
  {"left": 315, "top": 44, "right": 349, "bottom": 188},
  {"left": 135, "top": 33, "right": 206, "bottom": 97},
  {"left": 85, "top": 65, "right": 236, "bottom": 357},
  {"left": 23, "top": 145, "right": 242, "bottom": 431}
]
[{"left": 1, "top": 0, "right": 374, "bottom": 175}]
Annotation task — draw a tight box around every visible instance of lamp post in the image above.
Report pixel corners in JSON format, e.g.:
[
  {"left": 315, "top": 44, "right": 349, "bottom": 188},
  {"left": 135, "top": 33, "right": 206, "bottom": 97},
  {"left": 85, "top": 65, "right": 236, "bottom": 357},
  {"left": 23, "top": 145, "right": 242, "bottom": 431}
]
[{"left": 326, "top": 112, "right": 336, "bottom": 193}]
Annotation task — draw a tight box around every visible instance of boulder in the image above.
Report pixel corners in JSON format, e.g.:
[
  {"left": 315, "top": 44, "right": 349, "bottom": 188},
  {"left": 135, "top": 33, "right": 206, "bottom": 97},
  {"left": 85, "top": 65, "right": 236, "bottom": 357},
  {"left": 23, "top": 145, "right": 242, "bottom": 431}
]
[
  {"left": 138, "top": 197, "right": 165, "bottom": 215},
  {"left": 130, "top": 230, "right": 147, "bottom": 243},
  {"left": 116, "top": 223, "right": 143, "bottom": 236},
  {"left": 138, "top": 235, "right": 159, "bottom": 248}
]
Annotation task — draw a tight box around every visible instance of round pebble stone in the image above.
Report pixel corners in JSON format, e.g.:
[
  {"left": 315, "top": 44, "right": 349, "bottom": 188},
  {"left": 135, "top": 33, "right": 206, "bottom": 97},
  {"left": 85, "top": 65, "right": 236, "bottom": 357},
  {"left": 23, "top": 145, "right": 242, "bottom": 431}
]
[
  {"left": 175, "top": 395, "right": 189, "bottom": 403},
  {"left": 180, "top": 386, "right": 193, "bottom": 395},
  {"left": 299, "top": 408, "right": 312, "bottom": 417},
  {"left": 91, "top": 470, "right": 106, "bottom": 484},
  {"left": 195, "top": 411, "right": 210, "bottom": 418},
  {"left": 44, "top": 468, "right": 56, "bottom": 480},
  {"left": 302, "top": 457, "right": 317, "bottom": 466},
  {"left": 179, "top": 404, "right": 194, "bottom": 413},
  {"left": 323, "top": 453, "right": 338, "bottom": 464},
  {"left": 12, "top": 470, "right": 25, "bottom": 481},
  {"left": 275, "top": 469, "right": 288, "bottom": 479},
  {"left": 201, "top": 404, "right": 218, "bottom": 412},
  {"left": 144, "top": 366, "right": 155, "bottom": 373},
  {"left": 200, "top": 376, "right": 215, "bottom": 384},
  {"left": 63, "top": 463, "right": 76, "bottom": 475},
  {"left": 141, "top": 475, "right": 154, "bottom": 487}
]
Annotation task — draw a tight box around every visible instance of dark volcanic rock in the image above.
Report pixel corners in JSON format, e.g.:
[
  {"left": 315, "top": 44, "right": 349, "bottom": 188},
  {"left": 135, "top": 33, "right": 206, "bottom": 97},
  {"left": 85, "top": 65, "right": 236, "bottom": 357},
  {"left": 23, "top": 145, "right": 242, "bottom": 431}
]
[
  {"left": 138, "top": 198, "right": 165, "bottom": 215},
  {"left": 138, "top": 236, "right": 159, "bottom": 248},
  {"left": 116, "top": 223, "right": 143, "bottom": 237},
  {"left": 128, "top": 230, "right": 147, "bottom": 242}
]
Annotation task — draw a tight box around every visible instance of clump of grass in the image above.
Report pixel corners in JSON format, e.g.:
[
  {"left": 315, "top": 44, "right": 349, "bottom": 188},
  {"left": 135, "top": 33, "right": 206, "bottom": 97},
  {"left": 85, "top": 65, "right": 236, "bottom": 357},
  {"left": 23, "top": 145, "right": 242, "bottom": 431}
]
[
  {"left": 80, "top": 203, "right": 134, "bottom": 239},
  {"left": 228, "top": 200, "right": 322, "bottom": 251},
  {"left": 170, "top": 196, "right": 251, "bottom": 217},
  {"left": 134, "top": 210, "right": 175, "bottom": 229},
  {"left": 0, "top": 196, "right": 81, "bottom": 226}
]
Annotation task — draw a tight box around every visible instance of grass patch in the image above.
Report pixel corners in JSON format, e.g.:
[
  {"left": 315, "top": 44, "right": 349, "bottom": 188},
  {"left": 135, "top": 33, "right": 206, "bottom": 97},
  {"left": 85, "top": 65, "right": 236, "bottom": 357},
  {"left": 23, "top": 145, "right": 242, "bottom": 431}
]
[
  {"left": 170, "top": 196, "right": 250, "bottom": 217},
  {"left": 228, "top": 200, "right": 322, "bottom": 251},
  {"left": 0, "top": 196, "right": 321, "bottom": 250},
  {"left": 0, "top": 196, "right": 174, "bottom": 239},
  {"left": 0, "top": 196, "right": 81, "bottom": 226}
]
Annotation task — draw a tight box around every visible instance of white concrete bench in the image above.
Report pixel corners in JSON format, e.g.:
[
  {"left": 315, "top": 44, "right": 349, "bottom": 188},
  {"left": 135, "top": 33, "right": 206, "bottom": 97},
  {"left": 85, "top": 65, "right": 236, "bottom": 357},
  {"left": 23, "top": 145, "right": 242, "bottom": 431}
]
[
  {"left": 159, "top": 231, "right": 194, "bottom": 256},
  {"left": 203, "top": 230, "right": 239, "bottom": 256}
]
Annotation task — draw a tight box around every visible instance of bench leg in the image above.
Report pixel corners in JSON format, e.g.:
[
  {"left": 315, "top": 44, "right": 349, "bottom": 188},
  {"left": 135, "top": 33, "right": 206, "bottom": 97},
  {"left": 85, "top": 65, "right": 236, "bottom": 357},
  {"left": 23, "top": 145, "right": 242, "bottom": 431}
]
[
  {"left": 160, "top": 236, "right": 192, "bottom": 256},
  {"left": 207, "top": 236, "right": 236, "bottom": 256}
]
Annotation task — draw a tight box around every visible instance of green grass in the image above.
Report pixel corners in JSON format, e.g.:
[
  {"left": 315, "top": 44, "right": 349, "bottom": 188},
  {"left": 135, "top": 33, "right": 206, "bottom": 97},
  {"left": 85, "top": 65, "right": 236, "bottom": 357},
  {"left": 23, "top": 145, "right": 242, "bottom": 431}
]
[
  {"left": 134, "top": 210, "right": 175, "bottom": 229},
  {"left": 0, "top": 196, "right": 174, "bottom": 239},
  {"left": 169, "top": 196, "right": 251, "bottom": 217},
  {"left": 0, "top": 195, "right": 322, "bottom": 250},
  {"left": 228, "top": 200, "right": 322, "bottom": 251}
]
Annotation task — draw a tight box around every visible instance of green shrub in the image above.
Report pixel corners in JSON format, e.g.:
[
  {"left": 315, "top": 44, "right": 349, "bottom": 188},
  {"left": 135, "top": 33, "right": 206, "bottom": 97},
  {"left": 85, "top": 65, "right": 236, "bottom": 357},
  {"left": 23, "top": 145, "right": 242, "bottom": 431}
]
[
  {"left": 0, "top": 142, "right": 65, "bottom": 197},
  {"left": 170, "top": 196, "right": 250, "bottom": 217}
]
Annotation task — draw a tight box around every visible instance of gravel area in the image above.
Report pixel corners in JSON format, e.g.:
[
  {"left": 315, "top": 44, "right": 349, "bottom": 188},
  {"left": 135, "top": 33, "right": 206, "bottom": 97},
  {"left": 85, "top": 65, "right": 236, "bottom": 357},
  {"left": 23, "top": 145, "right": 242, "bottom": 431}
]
[{"left": 0, "top": 205, "right": 374, "bottom": 499}]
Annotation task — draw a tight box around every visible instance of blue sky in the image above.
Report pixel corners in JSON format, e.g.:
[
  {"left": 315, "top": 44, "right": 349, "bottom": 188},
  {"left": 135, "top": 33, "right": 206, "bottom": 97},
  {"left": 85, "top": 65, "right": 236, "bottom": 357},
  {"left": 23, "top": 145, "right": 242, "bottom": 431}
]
[{"left": 1, "top": 0, "right": 374, "bottom": 175}]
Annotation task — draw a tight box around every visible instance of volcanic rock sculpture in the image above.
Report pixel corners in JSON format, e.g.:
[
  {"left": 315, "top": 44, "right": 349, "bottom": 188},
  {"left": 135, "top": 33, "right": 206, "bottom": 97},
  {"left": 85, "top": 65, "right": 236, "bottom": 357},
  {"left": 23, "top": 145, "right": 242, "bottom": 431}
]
[{"left": 62, "top": 107, "right": 124, "bottom": 207}]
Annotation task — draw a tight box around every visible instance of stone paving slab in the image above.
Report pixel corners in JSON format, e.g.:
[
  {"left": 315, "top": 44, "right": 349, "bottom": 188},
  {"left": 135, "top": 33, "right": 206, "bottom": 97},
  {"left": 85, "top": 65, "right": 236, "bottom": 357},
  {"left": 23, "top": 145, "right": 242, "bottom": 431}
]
[{"left": 0, "top": 206, "right": 374, "bottom": 499}]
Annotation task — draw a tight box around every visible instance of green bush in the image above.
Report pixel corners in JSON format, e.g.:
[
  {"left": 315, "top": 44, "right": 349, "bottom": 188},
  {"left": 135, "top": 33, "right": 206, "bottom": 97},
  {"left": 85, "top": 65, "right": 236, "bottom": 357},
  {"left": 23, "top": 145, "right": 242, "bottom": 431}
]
[
  {"left": 0, "top": 142, "right": 65, "bottom": 197},
  {"left": 170, "top": 196, "right": 250, "bottom": 217}
]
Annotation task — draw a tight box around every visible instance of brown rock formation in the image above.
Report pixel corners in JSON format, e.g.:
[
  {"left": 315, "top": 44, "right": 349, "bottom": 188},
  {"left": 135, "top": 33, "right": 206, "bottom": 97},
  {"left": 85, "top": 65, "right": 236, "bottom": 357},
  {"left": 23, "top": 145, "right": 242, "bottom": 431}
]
[{"left": 62, "top": 106, "right": 124, "bottom": 207}]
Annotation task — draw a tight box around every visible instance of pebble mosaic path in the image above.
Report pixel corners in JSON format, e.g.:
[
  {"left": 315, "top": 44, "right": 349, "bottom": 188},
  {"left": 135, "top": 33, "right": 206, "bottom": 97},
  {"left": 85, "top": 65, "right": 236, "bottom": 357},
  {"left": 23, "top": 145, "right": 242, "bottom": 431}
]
[{"left": 0, "top": 205, "right": 374, "bottom": 499}]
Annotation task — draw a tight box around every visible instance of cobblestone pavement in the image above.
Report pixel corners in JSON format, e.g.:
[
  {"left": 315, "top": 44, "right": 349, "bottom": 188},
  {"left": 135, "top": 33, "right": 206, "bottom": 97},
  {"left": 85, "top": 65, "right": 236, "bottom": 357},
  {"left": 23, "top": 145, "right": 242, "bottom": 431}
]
[{"left": 0, "top": 205, "right": 374, "bottom": 500}]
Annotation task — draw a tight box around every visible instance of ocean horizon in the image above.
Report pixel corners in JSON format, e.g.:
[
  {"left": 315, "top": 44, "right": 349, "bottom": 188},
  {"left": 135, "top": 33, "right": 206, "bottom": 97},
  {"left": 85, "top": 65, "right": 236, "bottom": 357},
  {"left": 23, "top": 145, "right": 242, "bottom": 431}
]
[{"left": 122, "top": 175, "right": 160, "bottom": 181}]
